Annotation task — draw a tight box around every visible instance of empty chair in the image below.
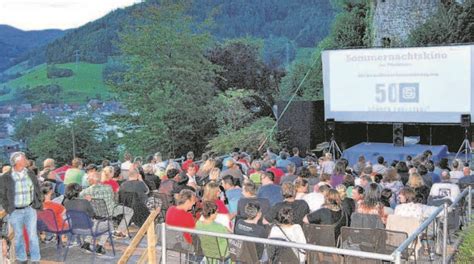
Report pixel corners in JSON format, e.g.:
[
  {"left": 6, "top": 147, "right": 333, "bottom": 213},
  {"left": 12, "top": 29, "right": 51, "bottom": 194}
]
[{"left": 198, "top": 233, "right": 230, "bottom": 264}]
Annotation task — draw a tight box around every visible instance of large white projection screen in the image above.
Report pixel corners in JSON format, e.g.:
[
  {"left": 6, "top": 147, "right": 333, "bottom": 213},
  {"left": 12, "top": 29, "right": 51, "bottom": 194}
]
[{"left": 322, "top": 45, "right": 474, "bottom": 123}]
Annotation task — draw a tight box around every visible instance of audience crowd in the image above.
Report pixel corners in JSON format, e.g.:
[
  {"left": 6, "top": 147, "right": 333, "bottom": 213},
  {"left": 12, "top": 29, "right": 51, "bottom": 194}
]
[{"left": 0, "top": 147, "right": 473, "bottom": 263}]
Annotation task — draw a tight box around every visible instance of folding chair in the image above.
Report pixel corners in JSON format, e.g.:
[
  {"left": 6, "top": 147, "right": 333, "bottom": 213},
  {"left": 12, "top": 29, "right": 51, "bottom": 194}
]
[
  {"left": 90, "top": 198, "right": 130, "bottom": 238},
  {"left": 386, "top": 215, "right": 422, "bottom": 260},
  {"left": 152, "top": 192, "right": 172, "bottom": 223},
  {"left": 304, "top": 220, "right": 342, "bottom": 263},
  {"left": 198, "top": 233, "right": 230, "bottom": 264},
  {"left": 340, "top": 227, "right": 382, "bottom": 264},
  {"left": 36, "top": 209, "right": 72, "bottom": 261},
  {"left": 229, "top": 239, "right": 259, "bottom": 264},
  {"left": 65, "top": 210, "right": 115, "bottom": 264}
]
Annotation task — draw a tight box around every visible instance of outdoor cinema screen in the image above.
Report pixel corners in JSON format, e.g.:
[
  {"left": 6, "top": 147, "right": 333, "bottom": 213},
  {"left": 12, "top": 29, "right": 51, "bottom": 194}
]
[{"left": 322, "top": 45, "right": 474, "bottom": 123}]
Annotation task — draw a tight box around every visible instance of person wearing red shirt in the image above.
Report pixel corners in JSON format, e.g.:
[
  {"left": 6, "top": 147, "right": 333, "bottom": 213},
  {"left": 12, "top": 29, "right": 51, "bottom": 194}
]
[
  {"left": 165, "top": 189, "right": 197, "bottom": 244},
  {"left": 266, "top": 160, "right": 285, "bottom": 184},
  {"left": 41, "top": 182, "right": 68, "bottom": 232},
  {"left": 181, "top": 151, "right": 199, "bottom": 172},
  {"left": 101, "top": 166, "right": 120, "bottom": 193}
]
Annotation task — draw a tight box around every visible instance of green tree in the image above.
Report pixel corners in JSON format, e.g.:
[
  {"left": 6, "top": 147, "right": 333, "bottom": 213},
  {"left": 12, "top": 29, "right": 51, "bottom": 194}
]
[
  {"left": 279, "top": 0, "right": 372, "bottom": 100},
  {"left": 13, "top": 113, "right": 55, "bottom": 145},
  {"left": 112, "top": 1, "right": 218, "bottom": 156},
  {"left": 28, "top": 116, "right": 118, "bottom": 165},
  {"left": 408, "top": 0, "right": 474, "bottom": 46}
]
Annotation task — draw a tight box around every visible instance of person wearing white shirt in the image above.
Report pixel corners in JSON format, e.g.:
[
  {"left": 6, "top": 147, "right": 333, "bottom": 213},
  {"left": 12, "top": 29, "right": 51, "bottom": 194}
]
[
  {"left": 429, "top": 170, "right": 460, "bottom": 202},
  {"left": 303, "top": 184, "right": 330, "bottom": 212}
]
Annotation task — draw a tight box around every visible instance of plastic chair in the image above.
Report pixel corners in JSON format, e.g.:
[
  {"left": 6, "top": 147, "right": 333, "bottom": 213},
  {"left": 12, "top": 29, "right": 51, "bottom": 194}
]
[
  {"left": 266, "top": 237, "right": 300, "bottom": 264},
  {"left": 65, "top": 210, "right": 115, "bottom": 263},
  {"left": 118, "top": 190, "right": 150, "bottom": 227},
  {"left": 37, "top": 209, "right": 72, "bottom": 261},
  {"left": 198, "top": 233, "right": 230, "bottom": 264},
  {"left": 90, "top": 198, "right": 130, "bottom": 238},
  {"left": 153, "top": 192, "right": 172, "bottom": 223},
  {"left": 340, "top": 227, "right": 382, "bottom": 264},
  {"left": 229, "top": 239, "right": 259, "bottom": 264}
]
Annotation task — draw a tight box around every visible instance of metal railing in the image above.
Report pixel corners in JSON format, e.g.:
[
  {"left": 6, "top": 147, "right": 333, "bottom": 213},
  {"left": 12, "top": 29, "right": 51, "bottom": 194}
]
[
  {"left": 392, "top": 186, "right": 472, "bottom": 264},
  {"left": 158, "top": 186, "right": 473, "bottom": 264}
]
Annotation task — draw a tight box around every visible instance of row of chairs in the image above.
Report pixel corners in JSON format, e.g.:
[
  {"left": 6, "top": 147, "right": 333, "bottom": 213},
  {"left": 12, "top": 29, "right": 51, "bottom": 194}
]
[{"left": 37, "top": 198, "right": 120, "bottom": 263}]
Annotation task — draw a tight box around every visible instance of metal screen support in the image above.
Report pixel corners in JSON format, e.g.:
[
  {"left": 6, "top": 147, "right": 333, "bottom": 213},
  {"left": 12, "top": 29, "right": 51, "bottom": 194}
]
[
  {"left": 161, "top": 223, "right": 167, "bottom": 264},
  {"left": 469, "top": 186, "right": 472, "bottom": 225},
  {"left": 442, "top": 203, "right": 448, "bottom": 264}
]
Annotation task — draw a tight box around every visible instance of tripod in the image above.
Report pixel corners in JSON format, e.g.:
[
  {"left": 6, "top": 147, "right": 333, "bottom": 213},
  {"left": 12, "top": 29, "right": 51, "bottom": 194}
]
[
  {"left": 328, "top": 132, "right": 343, "bottom": 159},
  {"left": 455, "top": 128, "right": 472, "bottom": 163}
]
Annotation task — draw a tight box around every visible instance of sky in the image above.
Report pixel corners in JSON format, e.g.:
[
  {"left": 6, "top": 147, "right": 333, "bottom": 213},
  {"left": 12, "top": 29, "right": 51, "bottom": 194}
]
[{"left": 0, "top": 0, "right": 142, "bottom": 31}]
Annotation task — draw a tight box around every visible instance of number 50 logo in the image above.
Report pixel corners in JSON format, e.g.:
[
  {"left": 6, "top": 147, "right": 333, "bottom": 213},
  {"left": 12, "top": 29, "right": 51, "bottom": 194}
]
[{"left": 375, "top": 83, "right": 419, "bottom": 103}]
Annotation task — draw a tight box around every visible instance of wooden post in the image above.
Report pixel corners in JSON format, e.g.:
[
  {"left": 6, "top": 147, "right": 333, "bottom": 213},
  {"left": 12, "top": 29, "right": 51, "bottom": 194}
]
[
  {"left": 118, "top": 208, "right": 160, "bottom": 264},
  {"left": 147, "top": 222, "right": 157, "bottom": 264}
]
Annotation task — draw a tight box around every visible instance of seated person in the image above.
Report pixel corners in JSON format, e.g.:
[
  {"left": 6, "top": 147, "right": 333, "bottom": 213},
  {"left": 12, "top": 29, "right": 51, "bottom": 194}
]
[
  {"left": 303, "top": 189, "right": 345, "bottom": 226},
  {"left": 257, "top": 171, "right": 283, "bottom": 206},
  {"left": 429, "top": 170, "right": 460, "bottom": 202},
  {"left": 395, "top": 187, "right": 440, "bottom": 220},
  {"left": 236, "top": 181, "right": 270, "bottom": 222},
  {"left": 157, "top": 168, "right": 180, "bottom": 196},
  {"left": 264, "top": 182, "right": 309, "bottom": 225},
  {"left": 196, "top": 201, "right": 230, "bottom": 259},
  {"left": 80, "top": 172, "right": 133, "bottom": 238},
  {"left": 234, "top": 202, "right": 267, "bottom": 259},
  {"left": 356, "top": 183, "right": 387, "bottom": 224},
  {"left": 303, "top": 184, "right": 330, "bottom": 212},
  {"left": 268, "top": 206, "right": 306, "bottom": 263},
  {"left": 101, "top": 166, "right": 120, "bottom": 193},
  {"left": 41, "top": 182, "right": 68, "bottom": 243},
  {"left": 120, "top": 168, "right": 150, "bottom": 204},
  {"left": 202, "top": 181, "right": 230, "bottom": 228},
  {"left": 63, "top": 183, "right": 109, "bottom": 254},
  {"left": 165, "top": 189, "right": 196, "bottom": 244}
]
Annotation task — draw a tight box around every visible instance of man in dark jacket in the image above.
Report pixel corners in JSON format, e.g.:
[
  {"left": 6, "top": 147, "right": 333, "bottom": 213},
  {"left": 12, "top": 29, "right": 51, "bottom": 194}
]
[{"left": 0, "top": 152, "right": 43, "bottom": 264}]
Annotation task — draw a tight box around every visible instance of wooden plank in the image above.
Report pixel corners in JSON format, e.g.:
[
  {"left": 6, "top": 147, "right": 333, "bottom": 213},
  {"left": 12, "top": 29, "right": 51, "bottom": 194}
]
[
  {"left": 118, "top": 208, "right": 160, "bottom": 264},
  {"left": 137, "top": 249, "right": 148, "bottom": 264},
  {"left": 147, "top": 222, "right": 157, "bottom": 264}
]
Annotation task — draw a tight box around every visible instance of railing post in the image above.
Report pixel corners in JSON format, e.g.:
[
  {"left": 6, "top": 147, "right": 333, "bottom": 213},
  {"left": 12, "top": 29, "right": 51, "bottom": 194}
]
[
  {"left": 468, "top": 186, "right": 472, "bottom": 225},
  {"left": 442, "top": 202, "right": 448, "bottom": 264},
  {"left": 394, "top": 250, "right": 402, "bottom": 264},
  {"left": 161, "top": 223, "right": 167, "bottom": 264}
]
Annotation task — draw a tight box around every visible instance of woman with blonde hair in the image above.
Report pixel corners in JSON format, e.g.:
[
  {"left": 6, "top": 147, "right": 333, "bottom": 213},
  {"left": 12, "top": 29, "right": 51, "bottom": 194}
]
[
  {"left": 336, "top": 184, "right": 355, "bottom": 221},
  {"left": 407, "top": 172, "right": 430, "bottom": 204},
  {"left": 102, "top": 166, "right": 119, "bottom": 193},
  {"left": 294, "top": 178, "right": 308, "bottom": 200},
  {"left": 196, "top": 158, "right": 216, "bottom": 179},
  {"left": 381, "top": 167, "right": 403, "bottom": 206},
  {"left": 202, "top": 181, "right": 230, "bottom": 228}
]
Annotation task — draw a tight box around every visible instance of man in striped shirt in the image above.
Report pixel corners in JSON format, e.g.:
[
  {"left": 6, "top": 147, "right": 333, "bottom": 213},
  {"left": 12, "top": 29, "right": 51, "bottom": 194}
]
[{"left": 0, "top": 152, "right": 43, "bottom": 264}]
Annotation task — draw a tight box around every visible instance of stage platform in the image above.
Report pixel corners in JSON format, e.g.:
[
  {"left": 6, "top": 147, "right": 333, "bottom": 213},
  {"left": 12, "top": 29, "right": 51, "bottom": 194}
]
[{"left": 342, "top": 142, "right": 449, "bottom": 166}]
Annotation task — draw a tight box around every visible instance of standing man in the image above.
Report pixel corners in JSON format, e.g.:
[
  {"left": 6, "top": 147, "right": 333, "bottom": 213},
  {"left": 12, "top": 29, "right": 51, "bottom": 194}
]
[{"left": 0, "top": 152, "right": 42, "bottom": 264}]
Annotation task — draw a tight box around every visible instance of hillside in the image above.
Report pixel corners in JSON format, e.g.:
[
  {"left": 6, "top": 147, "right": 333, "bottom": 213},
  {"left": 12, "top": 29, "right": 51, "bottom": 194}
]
[
  {"left": 0, "top": 25, "right": 64, "bottom": 71},
  {"left": 0, "top": 62, "right": 110, "bottom": 104},
  {"left": 37, "top": 0, "right": 335, "bottom": 66}
]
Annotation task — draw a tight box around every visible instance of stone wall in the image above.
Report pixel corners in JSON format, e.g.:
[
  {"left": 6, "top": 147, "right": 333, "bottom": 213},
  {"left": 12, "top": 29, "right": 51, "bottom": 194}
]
[{"left": 373, "top": 0, "right": 440, "bottom": 47}]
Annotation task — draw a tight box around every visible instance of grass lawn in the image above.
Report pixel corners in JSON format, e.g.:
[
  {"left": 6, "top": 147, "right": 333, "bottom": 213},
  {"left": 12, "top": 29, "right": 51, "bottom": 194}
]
[
  {"left": 0, "top": 62, "right": 111, "bottom": 104},
  {"left": 456, "top": 223, "right": 474, "bottom": 263}
]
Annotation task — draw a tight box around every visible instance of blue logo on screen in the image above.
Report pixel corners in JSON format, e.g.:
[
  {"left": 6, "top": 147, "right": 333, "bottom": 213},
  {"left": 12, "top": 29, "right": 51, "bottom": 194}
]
[{"left": 399, "top": 83, "right": 419, "bottom": 103}]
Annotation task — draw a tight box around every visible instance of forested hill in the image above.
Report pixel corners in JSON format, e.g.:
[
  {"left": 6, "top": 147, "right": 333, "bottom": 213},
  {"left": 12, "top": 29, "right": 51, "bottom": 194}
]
[
  {"left": 39, "top": 0, "right": 335, "bottom": 67},
  {"left": 0, "top": 25, "right": 64, "bottom": 71}
]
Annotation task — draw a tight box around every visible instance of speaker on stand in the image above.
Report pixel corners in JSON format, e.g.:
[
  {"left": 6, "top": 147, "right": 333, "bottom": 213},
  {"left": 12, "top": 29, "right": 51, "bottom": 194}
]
[
  {"left": 455, "top": 114, "right": 472, "bottom": 163},
  {"left": 393, "top": 123, "right": 404, "bottom": 147}
]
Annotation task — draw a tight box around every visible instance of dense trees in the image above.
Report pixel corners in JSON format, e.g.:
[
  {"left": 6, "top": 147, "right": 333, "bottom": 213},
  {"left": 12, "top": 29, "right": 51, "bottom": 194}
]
[
  {"left": 14, "top": 114, "right": 118, "bottom": 165},
  {"left": 408, "top": 0, "right": 474, "bottom": 46},
  {"left": 112, "top": 1, "right": 218, "bottom": 157}
]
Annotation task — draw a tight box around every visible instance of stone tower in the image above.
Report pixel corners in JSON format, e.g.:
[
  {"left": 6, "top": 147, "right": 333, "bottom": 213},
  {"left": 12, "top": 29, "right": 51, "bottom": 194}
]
[{"left": 372, "top": 0, "right": 441, "bottom": 47}]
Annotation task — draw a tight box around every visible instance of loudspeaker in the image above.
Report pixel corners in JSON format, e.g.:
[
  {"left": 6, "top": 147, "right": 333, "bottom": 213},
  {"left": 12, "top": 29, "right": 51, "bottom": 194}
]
[
  {"left": 461, "top": 114, "right": 471, "bottom": 128},
  {"left": 393, "top": 123, "right": 404, "bottom": 147},
  {"left": 326, "top": 118, "right": 335, "bottom": 132}
]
